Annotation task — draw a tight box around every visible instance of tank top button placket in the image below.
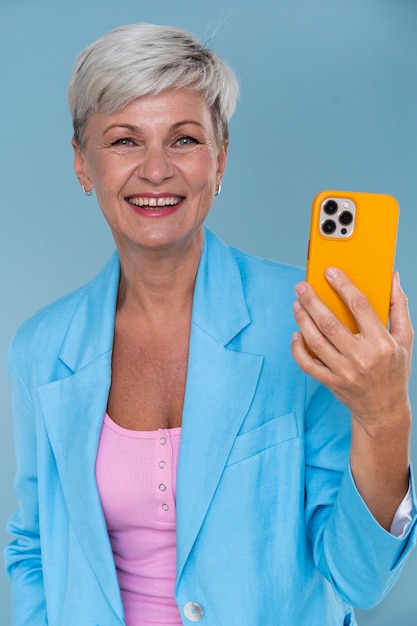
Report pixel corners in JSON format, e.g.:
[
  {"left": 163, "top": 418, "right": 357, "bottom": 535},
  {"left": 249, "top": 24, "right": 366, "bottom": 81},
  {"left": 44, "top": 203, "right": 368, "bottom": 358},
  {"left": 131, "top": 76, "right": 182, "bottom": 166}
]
[{"left": 157, "top": 434, "right": 170, "bottom": 517}]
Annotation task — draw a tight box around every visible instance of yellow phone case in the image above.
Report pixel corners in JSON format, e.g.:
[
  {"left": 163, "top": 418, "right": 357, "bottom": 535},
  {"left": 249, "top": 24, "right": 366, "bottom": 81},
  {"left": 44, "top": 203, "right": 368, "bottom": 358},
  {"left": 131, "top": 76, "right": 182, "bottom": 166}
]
[{"left": 306, "top": 190, "right": 399, "bottom": 334}]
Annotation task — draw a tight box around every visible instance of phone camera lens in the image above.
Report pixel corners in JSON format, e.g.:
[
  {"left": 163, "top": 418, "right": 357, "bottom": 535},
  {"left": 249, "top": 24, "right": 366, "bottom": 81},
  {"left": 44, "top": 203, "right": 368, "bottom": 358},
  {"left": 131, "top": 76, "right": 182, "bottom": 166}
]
[
  {"left": 322, "top": 219, "right": 336, "bottom": 234},
  {"left": 323, "top": 200, "right": 338, "bottom": 215},
  {"left": 339, "top": 211, "right": 353, "bottom": 225}
]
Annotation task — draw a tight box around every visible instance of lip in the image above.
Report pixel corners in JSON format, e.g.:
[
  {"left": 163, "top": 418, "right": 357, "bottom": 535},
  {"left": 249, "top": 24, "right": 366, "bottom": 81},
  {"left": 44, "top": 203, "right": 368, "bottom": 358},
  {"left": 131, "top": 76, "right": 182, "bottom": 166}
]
[
  {"left": 128, "top": 192, "right": 181, "bottom": 198},
  {"left": 125, "top": 193, "right": 184, "bottom": 218}
]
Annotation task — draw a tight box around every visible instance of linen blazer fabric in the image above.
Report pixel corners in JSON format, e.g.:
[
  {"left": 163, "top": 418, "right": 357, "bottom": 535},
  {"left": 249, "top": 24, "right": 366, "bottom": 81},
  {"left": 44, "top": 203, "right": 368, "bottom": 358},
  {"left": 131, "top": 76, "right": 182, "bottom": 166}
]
[{"left": 5, "top": 228, "right": 417, "bottom": 626}]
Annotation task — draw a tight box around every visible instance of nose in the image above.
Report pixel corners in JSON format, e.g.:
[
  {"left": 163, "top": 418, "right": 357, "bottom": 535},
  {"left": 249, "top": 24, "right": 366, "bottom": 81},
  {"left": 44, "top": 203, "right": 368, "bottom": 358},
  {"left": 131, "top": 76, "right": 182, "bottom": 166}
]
[{"left": 137, "top": 145, "right": 174, "bottom": 185}]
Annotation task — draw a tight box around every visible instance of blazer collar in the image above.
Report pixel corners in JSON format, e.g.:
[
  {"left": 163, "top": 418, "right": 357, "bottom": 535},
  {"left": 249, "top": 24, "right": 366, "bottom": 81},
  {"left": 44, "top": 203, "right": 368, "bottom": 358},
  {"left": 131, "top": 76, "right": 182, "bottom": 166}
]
[
  {"left": 191, "top": 228, "right": 251, "bottom": 344},
  {"left": 58, "top": 251, "right": 120, "bottom": 373},
  {"left": 58, "top": 228, "right": 252, "bottom": 372}
]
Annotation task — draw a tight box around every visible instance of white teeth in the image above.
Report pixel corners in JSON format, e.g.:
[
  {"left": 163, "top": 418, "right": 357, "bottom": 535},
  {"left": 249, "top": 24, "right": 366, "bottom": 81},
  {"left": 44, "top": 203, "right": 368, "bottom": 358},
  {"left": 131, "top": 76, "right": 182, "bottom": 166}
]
[{"left": 128, "top": 196, "right": 181, "bottom": 207}]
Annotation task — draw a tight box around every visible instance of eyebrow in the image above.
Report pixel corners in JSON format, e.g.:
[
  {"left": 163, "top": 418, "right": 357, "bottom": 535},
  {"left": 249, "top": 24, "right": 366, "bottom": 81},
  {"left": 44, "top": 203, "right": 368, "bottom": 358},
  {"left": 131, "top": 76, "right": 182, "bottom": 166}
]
[{"left": 171, "top": 121, "right": 205, "bottom": 130}]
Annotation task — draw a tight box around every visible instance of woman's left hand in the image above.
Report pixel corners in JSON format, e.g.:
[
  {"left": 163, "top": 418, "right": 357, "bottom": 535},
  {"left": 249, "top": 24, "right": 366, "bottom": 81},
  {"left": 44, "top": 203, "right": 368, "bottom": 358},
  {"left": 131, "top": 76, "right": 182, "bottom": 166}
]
[{"left": 291, "top": 267, "right": 413, "bottom": 530}]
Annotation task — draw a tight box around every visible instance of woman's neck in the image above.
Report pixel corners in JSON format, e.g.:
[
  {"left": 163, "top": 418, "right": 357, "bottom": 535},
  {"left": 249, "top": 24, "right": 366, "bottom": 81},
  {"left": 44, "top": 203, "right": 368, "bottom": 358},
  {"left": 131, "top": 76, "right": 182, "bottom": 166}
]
[{"left": 115, "top": 230, "right": 203, "bottom": 320}]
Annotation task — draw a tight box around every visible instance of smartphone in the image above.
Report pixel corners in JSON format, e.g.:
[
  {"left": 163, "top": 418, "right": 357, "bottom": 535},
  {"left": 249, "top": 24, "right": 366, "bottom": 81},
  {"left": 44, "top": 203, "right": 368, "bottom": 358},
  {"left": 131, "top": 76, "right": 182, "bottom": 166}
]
[{"left": 306, "top": 190, "right": 399, "bottom": 334}]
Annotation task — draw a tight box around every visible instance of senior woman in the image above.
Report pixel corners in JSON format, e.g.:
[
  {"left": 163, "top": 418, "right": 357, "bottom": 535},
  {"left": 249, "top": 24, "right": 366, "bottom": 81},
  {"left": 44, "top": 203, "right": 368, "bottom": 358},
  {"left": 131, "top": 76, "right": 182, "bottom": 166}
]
[{"left": 5, "top": 23, "right": 417, "bottom": 626}]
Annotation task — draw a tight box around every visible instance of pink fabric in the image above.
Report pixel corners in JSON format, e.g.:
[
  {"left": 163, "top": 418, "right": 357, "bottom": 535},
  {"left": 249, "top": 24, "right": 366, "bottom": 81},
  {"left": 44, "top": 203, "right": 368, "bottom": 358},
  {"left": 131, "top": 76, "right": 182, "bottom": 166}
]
[{"left": 95, "top": 413, "right": 182, "bottom": 625}]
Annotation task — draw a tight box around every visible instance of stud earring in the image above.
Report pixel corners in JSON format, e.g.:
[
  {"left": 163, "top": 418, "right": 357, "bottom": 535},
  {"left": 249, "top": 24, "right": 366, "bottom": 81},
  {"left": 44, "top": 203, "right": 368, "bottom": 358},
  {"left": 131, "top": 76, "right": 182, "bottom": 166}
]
[
  {"left": 81, "top": 185, "right": 93, "bottom": 196},
  {"left": 214, "top": 181, "right": 222, "bottom": 197}
]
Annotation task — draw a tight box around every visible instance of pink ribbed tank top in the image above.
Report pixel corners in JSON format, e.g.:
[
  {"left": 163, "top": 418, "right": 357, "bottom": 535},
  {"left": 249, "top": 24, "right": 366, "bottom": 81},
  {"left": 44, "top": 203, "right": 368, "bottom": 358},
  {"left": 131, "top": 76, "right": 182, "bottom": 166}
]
[{"left": 95, "top": 413, "right": 182, "bottom": 625}]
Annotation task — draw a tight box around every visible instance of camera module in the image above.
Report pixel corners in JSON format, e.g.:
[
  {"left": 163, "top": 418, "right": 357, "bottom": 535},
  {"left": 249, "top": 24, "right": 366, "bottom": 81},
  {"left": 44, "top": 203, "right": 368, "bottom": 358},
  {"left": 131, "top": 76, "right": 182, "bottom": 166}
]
[{"left": 319, "top": 196, "right": 356, "bottom": 238}]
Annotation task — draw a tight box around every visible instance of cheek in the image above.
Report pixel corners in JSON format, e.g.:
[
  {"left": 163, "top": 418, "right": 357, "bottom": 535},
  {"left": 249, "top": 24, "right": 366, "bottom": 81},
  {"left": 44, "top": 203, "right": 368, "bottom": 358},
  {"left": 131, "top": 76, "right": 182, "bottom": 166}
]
[
  {"left": 190, "top": 155, "right": 219, "bottom": 189},
  {"left": 86, "top": 152, "right": 130, "bottom": 188},
  {"left": 90, "top": 162, "right": 115, "bottom": 187}
]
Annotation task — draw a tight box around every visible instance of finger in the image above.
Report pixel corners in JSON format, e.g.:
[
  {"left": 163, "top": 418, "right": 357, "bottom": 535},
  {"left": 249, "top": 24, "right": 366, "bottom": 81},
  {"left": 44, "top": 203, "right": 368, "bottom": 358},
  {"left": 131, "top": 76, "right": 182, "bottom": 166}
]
[
  {"left": 323, "top": 267, "right": 381, "bottom": 335},
  {"left": 389, "top": 272, "right": 414, "bottom": 347},
  {"left": 291, "top": 330, "right": 335, "bottom": 385},
  {"left": 294, "top": 280, "right": 351, "bottom": 359},
  {"left": 293, "top": 290, "right": 351, "bottom": 371}
]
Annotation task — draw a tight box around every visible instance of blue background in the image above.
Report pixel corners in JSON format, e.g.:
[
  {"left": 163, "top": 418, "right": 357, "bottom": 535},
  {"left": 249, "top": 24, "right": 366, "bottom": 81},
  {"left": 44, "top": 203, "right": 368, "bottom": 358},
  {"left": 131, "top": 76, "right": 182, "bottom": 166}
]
[{"left": 1, "top": 0, "right": 416, "bottom": 623}]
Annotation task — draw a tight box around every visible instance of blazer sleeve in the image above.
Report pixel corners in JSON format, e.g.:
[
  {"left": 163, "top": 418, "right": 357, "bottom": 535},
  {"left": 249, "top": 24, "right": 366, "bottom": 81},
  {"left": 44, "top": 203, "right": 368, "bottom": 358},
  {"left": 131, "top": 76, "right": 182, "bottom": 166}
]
[
  {"left": 4, "top": 332, "right": 48, "bottom": 625},
  {"left": 304, "top": 375, "right": 417, "bottom": 609}
]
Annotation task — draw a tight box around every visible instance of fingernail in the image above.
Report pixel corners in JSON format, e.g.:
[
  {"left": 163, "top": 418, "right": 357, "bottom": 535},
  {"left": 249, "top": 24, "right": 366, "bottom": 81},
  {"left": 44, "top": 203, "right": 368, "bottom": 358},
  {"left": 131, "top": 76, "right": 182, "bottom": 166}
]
[
  {"left": 295, "top": 282, "right": 307, "bottom": 296},
  {"left": 293, "top": 300, "right": 302, "bottom": 313},
  {"left": 325, "top": 267, "right": 339, "bottom": 279}
]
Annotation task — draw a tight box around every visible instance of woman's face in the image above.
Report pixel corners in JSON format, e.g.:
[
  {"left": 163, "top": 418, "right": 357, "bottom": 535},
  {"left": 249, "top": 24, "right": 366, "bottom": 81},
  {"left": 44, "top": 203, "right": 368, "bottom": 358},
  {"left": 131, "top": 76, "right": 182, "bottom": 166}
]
[{"left": 73, "top": 88, "right": 228, "bottom": 256}]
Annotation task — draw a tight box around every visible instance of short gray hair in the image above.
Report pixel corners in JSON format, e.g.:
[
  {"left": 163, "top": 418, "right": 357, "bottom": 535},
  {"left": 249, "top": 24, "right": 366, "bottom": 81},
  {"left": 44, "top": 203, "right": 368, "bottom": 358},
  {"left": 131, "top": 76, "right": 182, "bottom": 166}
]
[{"left": 68, "top": 23, "right": 239, "bottom": 147}]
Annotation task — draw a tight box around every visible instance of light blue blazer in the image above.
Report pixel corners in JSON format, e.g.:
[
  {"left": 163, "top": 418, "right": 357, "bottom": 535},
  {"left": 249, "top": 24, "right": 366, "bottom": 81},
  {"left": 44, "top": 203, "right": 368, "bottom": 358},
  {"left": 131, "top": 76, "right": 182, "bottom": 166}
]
[{"left": 5, "top": 229, "right": 417, "bottom": 626}]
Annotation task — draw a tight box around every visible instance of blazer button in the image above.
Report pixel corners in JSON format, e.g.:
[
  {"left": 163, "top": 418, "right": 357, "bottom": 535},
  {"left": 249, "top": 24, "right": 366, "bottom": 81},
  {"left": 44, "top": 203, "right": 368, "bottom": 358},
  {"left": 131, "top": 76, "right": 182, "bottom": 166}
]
[{"left": 183, "top": 601, "right": 204, "bottom": 622}]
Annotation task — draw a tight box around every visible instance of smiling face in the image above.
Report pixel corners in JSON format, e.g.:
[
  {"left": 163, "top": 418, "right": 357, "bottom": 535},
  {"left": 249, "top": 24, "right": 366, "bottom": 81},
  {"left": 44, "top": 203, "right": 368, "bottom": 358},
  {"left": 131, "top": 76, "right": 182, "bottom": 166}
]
[{"left": 73, "top": 89, "right": 228, "bottom": 258}]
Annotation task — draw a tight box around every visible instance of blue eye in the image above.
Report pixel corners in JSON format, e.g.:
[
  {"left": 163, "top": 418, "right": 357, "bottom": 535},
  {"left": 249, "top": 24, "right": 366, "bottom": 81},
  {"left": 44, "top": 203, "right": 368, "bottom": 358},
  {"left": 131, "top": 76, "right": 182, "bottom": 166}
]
[
  {"left": 112, "top": 138, "right": 134, "bottom": 146},
  {"left": 177, "top": 136, "right": 197, "bottom": 146}
]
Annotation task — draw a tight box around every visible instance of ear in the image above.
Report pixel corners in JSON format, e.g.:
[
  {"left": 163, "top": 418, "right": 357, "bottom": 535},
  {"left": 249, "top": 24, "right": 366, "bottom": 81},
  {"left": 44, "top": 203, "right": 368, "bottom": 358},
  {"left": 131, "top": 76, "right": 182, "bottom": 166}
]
[
  {"left": 216, "top": 140, "right": 229, "bottom": 184},
  {"left": 72, "top": 138, "right": 94, "bottom": 190}
]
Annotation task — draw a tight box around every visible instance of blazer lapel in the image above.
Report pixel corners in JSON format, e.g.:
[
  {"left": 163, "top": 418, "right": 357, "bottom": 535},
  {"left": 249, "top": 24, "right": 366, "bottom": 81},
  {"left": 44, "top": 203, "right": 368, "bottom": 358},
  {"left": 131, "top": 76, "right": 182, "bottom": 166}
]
[
  {"left": 176, "top": 230, "right": 264, "bottom": 582},
  {"left": 37, "top": 253, "right": 124, "bottom": 618}
]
